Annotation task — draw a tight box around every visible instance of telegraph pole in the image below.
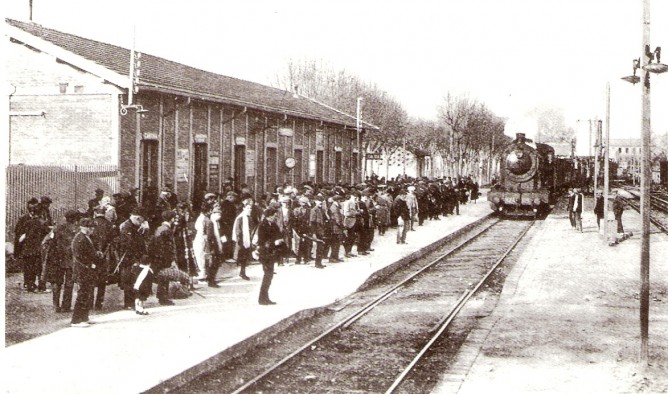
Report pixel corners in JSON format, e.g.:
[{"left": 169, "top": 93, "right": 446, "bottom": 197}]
[
  {"left": 356, "top": 97, "right": 363, "bottom": 183},
  {"left": 604, "top": 83, "right": 610, "bottom": 241},
  {"left": 639, "top": 0, "right": 651, "bottom": 366}
]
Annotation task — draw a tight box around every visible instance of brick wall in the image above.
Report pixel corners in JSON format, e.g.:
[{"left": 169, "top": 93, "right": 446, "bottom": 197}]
[{"left": 8, "top": 40, "right": 119, "bottom": 166}]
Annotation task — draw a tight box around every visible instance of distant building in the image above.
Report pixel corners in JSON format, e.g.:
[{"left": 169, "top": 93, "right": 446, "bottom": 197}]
[{"left": 610, "top": 138, "right": 642, "bottom": 181}]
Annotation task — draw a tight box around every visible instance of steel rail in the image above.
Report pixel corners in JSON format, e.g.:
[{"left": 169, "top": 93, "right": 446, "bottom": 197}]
[
  {"left": 230, "top": 217, "right": 500, "bottom": 394},
  {"left": 384, "top": 220, "right": 534, "bottom": 394}
]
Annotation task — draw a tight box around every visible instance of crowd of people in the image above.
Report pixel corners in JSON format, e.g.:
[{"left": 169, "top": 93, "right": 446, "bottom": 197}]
[{"left": 11, "top": 175, "right": 481, "bottom": 326}]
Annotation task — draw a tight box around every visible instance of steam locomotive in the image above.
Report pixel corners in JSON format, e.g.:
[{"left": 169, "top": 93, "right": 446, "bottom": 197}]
[{"left": 488, "top": 133, "right": 572, "bottom": 217}]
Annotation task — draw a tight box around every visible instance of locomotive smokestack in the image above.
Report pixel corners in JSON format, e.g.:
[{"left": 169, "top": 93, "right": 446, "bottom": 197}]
[{"left": 516, "top": 133, "right": 526, "bottom": 143}]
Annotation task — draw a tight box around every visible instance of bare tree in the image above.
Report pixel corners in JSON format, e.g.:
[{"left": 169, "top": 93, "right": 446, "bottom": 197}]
[{"left": 274, "top": 58, "right": 408, "bottom": 156}]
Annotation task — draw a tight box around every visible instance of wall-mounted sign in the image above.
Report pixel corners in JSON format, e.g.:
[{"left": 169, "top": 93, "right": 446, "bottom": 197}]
[
  {"left": 245, "top": 149, "right": 255, "bottom": 177},
  {"left": 194, "top": 134, "right": 207, "bottom": 144},
  {"left": 278, "top": 128, "right": 294, "bottom": 137},
  {"left": 309, "top": 154, "right": 316, "bottom": 177},
  {"left": 209, "top": 164, "right": 219, "bottom": 182},
  {"left": 235, "top": 136, "right": 246, "bottom": 145},
  {"left": 176, "top": 149, "right": 189, "bottom": 182},
  {"left": 142, "top": 132, "right": 158, "bottom": 141},
  {"left": 334, "top": 146, "right": 343, "bottom": 152}
]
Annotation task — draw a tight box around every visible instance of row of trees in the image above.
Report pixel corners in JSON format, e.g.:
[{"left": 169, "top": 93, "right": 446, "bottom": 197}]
[
  {"left": 274, "top": 59, "right": 510, "bottom": 183},
  {"left": 275, "top": 59, "right": 668, "bottom": 185}
]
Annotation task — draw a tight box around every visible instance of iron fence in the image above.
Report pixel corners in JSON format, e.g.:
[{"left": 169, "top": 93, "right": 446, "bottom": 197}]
[{"left": 5, "top": 165, "right": 119, "bottom": 244}]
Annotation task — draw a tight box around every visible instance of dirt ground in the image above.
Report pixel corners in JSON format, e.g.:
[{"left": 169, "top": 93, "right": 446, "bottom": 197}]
[{"left": 451, "top": 199, "right": 668, "bottom": 394}]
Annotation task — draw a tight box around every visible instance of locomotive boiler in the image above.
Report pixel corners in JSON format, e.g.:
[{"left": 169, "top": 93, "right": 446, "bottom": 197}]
[{"left": 488, "top": 133, "right": 570, "bottom": 217}]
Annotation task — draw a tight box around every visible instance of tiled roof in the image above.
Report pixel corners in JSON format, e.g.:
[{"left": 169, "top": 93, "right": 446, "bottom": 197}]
[{"left": 7, "top": 18, "right": 378, "bottom": 130}]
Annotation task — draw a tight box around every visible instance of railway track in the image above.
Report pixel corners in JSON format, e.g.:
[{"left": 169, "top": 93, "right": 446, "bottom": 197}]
[
  {"left": 181, "top": 217, "right": 535, "bottom": 393},
  {"left": 621, "top": 187, "right": 668, "bottom": 234}
]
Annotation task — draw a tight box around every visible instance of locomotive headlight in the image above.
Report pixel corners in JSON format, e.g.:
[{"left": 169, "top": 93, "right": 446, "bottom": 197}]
[
  {"left": 533, "top": 198, "right": 542, "bottom": 205},
  {"left": 493, "top": 196, "right": 501, "bottom": 204},
  {"left": 507, "top": 152, "right": 518, "bottom": 163}
]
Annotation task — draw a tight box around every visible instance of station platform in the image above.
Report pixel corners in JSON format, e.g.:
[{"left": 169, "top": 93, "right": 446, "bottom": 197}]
[
  {"left": 2, "top": 200, "right": 492, "bottom": 394},
  {"left": 438, "top": 199, "right": 668, "bottom": 393}
]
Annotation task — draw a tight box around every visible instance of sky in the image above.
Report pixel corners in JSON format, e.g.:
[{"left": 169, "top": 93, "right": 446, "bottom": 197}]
[{"left": 3, "top": 0, "right": 668, "bottom": 140}]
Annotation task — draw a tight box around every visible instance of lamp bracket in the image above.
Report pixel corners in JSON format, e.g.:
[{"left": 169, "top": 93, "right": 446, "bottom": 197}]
[{"left": 120, "top": 104, "right": 148, "bottom": 116}]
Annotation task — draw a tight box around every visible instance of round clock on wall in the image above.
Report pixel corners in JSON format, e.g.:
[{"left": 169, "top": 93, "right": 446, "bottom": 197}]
[{"left": 285, "top": 157, "right": 296, "bottom": 169}]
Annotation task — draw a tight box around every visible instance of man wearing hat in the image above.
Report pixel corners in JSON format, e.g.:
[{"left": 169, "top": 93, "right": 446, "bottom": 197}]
[
  {"left": 88, "top": 206, "right": 115, "bottom": 310},
  {"left": 309, "top": 195, "right": 328, "bottom": 268},
  {"left": 48, "top": 210, "right": 79, "bottom": 312},
  {"left": 117, "top": 209, "right": 148, "bottom": 310},
  {"left": 357, "top": 190, "right": 375, "bottom": 255},
  {"left": 37, "top": 196, "right": 54, "bottom": 227},
  {"left": 292, "top": 196, "right": 312, "bottom": 264},
  {"left": 164, "top": 183, "right": 179, "bottom": 207},
  {"left": 148, "top": 210, "right": 178, "bottom": 306},
  {"left": 276, "top": 195, "right": 293, "bottom": 265},
  {"left": 87, "top": 188, "right": 104, "bottom": 217},
  {"left": 71, "top": 218, "right": 101, "bottom": 327},
  {"left": 15, "top": 198, "right": 49, "bottom": 292},
  {"left": 393, "top": 190, "right": 410, "bottom": 244},
  {"left": 257, "top": 207, "right": 283, "bottom": 305},
  {"left": 405, "top": 186, "right": 418, "bottom": 231},
  {"left": 220, "top": 191, "right": 238, "bottom": 262},
  {"left": 342, "top": 191, "right": 361, "bottom": 258},
  {"left": 328, "top": 194, "right": 345, "bottom": 264}
]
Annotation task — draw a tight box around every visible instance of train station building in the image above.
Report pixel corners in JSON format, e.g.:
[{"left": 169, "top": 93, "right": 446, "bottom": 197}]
[{"left": 5, "top": 18, "right": 378, "bottom": 204}]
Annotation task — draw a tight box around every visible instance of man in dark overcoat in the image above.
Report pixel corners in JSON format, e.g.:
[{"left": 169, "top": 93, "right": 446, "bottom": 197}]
[
  {"left": 71, "top": 218, "right": 101, "bottom": 327},
  {"left": 47, "top": 210, "right": 79, "bottom": 312},
  {"left": 148, "top": 210, "right": 178, "bottom": 305},
  {"left": 219, "top": 191, "right": 238, "bottom": 262},
  {"left": 90, "top": 207, "right": 116, "bottom": 310},
  {"left": 309, "top": 195, "right": 328, "bottom": 268},
  {"left": 15, "top": 199, "right": 48, "bottom": 292},
  {"left": 257, "top": 207, "right": 283, "bottom": 305},
  {"left": 117, "top": 210, "right": 148, "bottom": 309}
]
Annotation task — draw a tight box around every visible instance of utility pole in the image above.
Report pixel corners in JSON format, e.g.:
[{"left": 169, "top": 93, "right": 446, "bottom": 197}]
[
  {"left": 639, "top": 0, "right": 651, "bottom": 367},
  {"left": 356, "top": 97, "right": 363, "bottom": 183},
  {"left": 604, "top": 83, "right": 610, "bottom": 242}
]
